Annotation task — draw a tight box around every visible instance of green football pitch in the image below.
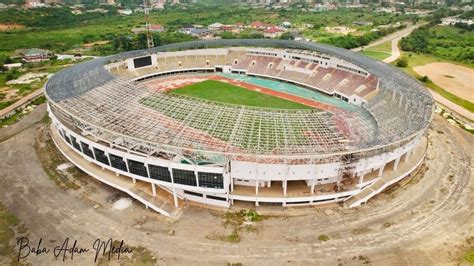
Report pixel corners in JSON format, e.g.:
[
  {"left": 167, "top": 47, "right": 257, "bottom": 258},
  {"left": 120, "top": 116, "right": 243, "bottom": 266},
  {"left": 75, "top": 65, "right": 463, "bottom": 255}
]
[{"left": 170, "top": 80, "right": 312, "bottom": 109}]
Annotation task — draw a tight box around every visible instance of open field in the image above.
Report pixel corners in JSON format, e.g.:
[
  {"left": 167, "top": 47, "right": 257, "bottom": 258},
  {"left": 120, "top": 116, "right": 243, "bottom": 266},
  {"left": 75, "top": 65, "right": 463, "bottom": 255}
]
[
  {"left": 360, "top": 50, "right": 391, "bottom": 60},
  {"left": 171, "top": 80, "right": 312, "bottom": 109},
  {"left": 414, "top": 62, "right": 474, "bottom": 103},
  {"left": 359, "top": 40, "right": 392, "bottom": 60},
  {"left": 395, "top": 52, "right": 474, "bottom": 113},
  {"left": 366, "top": 40, "right": 392, "bottom": 53}
]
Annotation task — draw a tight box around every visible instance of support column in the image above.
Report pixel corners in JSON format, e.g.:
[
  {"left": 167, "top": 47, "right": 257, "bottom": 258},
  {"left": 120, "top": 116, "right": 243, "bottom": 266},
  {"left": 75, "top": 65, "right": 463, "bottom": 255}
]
[
  {"left": 311, "top": 179, "right": 316, "bottom": 194},
  {"left": 169, "top": 167, "right": 179, "bottom": 208},
  {"left": 230, "top": 178, "right": 234, "bottom": 192},
  {"left": 394, "top": 157, "right": 401, "bottom": 171},
  {"left": 255, "top": 179, "right": 259, "bottom": 195},
  {"left": 124, "top": 158, "right": 134, "bottom": 183},
  {"left": 283, "top": 180, "right": 287, "bottom": 196},
  {"left": 378, "top": 164, "right": 385, "bottom": 177},
  {"left": 151, "top": 183, "right": 156, "bottom": 196},
  {"left": 404, "top": 149, "right": 412, "bottom": 162},
  {"left": 358, "top": 172, "right": 365, "bottom": 184}
]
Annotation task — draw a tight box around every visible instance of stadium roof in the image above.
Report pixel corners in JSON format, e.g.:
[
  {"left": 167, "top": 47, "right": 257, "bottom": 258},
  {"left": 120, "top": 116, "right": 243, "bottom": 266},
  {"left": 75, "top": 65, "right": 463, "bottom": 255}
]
[{"left": 45, "top": 39, "right": 433, "bottom": 158}]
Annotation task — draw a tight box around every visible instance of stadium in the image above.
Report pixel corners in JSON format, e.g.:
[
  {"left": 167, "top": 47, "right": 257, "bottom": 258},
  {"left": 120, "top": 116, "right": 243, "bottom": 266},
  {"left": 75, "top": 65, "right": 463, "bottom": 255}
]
[{"left": 45, "top": 39, "right": 433, "bottom": 217}]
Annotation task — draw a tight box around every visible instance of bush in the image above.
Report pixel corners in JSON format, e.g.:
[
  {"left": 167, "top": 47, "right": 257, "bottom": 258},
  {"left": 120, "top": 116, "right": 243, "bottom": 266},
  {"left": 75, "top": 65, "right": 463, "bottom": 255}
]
[
  {"left": 418, "top": 75, "right": 430, "bottom": 83},
  {"left": 244, "top": 210, "right": 263, "bottom": 222},
  {"left": 5, "top": 69, "right": 21, "bottom": 81},
  {"left": 318, "top": 234, "right": 330, "bottom": 241},
  {"left": 395, "top": 57, "right": 408, "bottom": 68}
]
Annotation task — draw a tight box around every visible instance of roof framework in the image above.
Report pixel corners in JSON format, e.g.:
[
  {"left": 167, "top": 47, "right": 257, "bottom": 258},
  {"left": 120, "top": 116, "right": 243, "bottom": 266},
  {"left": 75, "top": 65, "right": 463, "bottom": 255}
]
[
  {"left": 46, "top": 39, "right": 433, "bottom": 161},
  {"left": 59, "top": 78, "right": 376, "bottom": 155}
]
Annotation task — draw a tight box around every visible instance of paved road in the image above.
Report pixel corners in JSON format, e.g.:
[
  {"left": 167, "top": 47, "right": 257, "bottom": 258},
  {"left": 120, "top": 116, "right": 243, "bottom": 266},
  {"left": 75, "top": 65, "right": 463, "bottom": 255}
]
[
  {"left": 0, "top": 88, "right": 44, "bottom": 119},
  {"left": 351, "top": 23, "right": 426, "bottom": 54},
  {"left": 0, "top": 106, "right": 472, "bottom": 265},
  {"left": 382, "top": 23, "right": 426, "bottom": 63},
  {"left": 431, "top": 91, "right": 474, "bottom": 121}
]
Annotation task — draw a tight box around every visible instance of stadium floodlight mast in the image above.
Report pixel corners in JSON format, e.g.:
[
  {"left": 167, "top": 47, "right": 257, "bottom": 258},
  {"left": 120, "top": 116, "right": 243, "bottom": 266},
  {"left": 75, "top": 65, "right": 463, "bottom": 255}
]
[{"left": 144, "top": 0, "right": 154, "bottom": 49}]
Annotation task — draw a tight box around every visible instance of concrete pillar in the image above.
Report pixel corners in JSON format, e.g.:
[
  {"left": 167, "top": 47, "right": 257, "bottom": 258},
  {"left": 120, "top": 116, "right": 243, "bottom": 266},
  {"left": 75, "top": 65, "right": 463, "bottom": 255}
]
[
  {"left": 169, "top": 167, "right": 179, "bottom": 208},
  {"left": 283, "top": 180, "right": 287, "bottom": 196},
  {"left": 255, "top": 180, "right": 259, "bottom": 195},
  {"left": 394, "top": 157, "right": 401, "bottom": 171},
  {"left": 359, "top": 172, "right": 365, "bottom": 184},
  {"left": 132, "top": 178, "right": 136, "bottom": 184},
  {"left": 151, "top": 183, "right": 156, "bottom": 196},
  {"left": 378, "top": 164, "right": 385, "bottom": 177},
  {"left": 404, "top": 149, "right": 412, "bottom": 162},
  {"left": 311, "top": 179, "right": 316, "bottom": 194},
  {"left": 195, "top": 170, "right": 199, "bottom": 188},
  {"left": 230, "top": 178, "right": 234, "bottom": 192},
  {"left": 172, "top": 187, "right": 178, "bottom": 208}
]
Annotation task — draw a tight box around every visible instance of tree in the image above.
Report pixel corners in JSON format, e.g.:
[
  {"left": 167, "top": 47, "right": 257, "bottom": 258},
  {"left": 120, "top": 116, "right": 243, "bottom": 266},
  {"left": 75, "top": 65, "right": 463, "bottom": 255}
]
[
  {"left": 395, "top": 57, "right": 408, "bottom": 68},
  {"left": 279, "top": 32, "right": 294, "bottom": 40},
  {"left": 419, "top": 75, "right": 430, "bottom": 83}
]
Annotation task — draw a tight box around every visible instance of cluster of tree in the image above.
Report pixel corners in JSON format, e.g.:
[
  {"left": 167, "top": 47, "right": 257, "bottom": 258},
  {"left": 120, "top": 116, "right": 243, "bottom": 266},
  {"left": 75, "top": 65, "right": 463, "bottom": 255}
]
[
  {"left": 0, "top": 7, "right": 117, "bottom": 29},
  {"left": 454, "top": 22, "right": 474, "bottom": 31},
  {"left": 92, "top": 32, "right": 195, "bottom": 55},
  {"left": 459, "top": 10, "right": 474, "bottom": 20},
  {"left": 324, "top": 25, "right": 405, "bottom": 50},
  {"left": 399, "top": 27, "right": 429, "bottom": 53},
  {"left": 400, "top": 24, "right": 474, "bottom": 64},
  {"left": 216, "top": 30, "right": 264, "bottom": 40}
]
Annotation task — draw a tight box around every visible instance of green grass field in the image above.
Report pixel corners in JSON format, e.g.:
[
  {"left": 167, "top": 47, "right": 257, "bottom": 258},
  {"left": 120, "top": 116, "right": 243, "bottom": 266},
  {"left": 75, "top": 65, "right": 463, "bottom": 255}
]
[
  {"left": 171, "top": 80, "right": 312, "bottom": 109},
  {"left": 359, "top": 50, "right": 391, "bottom": 61},
  {"left": 359, "top": 40, "right": 392, "bottom": 60},
  {"left": 367, "top": 41, "right": 392, "bottom": 53}
]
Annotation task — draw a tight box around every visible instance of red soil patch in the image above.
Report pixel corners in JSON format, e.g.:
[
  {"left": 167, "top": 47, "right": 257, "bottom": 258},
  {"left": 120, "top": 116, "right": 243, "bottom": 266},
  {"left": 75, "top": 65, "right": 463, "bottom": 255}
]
[{"left": 0, "top": 23, "right": 24, "bottom": 31}]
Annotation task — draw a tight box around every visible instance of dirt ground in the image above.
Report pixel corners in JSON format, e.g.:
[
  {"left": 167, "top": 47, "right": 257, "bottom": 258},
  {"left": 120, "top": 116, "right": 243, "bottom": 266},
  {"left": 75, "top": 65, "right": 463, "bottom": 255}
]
[
  {"left": 414, "top": 62, "right": 474, "bottom": 102},
  {"left": 0, "top": 105, "right": 472, "bottom": 265},
  {"left": 0, "top": 23, "right": 24, "bottom": 31},
  {"left": 324, "top": 26, "right": 357, "bottom": 35}
]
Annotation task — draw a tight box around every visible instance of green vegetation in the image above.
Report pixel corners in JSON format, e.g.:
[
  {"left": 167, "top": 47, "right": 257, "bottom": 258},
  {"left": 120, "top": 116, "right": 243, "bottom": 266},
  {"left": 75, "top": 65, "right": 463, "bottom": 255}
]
[
  {"left": 400, "top": 25, "right": 474, "bottom": 65},
  {"left": 97, "top": 240, "right": 157, "bottom": 265},
  {"left": 360, "top": 50, "right": 390, "bottom": 60},
  {"left": 0, "top": 6, "right": 414, "bottom": 56},
  {"left": 0, "top": 96, "right": 46, "bottom": 127},
  {"left": 394, "top": 52, "right": 474, "bottom": 113},
  {"left": 463, "top": 249, "right": 474, "bottom": 264},
  {"left": 225, "top": 229, "right": 241, "bottom": 243},
  {"left": 223, "top": 209, "right": 265, "bottom": 228},
  {"left": 34, "top": 124, "right": 83, "bottom": 190},
  {"left": 367, "top": 40, "right": 392, "bottom": 53},
  {"left": 0, "top": 202, "right": 24, "bottom": 266},
  {"left": 318, "top": 234, "right": 330, "bottom": 241},
  {"left": 171, "top": 80, "right": 312, "bottom": 109},
  {"left": 207, "top": 210, "right": 266, "bottom": 243},
  {"left": 395, "top": 57, "right": 408, "bottom": 67}
]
